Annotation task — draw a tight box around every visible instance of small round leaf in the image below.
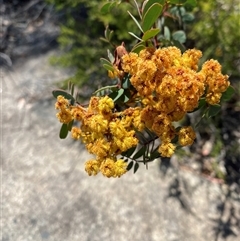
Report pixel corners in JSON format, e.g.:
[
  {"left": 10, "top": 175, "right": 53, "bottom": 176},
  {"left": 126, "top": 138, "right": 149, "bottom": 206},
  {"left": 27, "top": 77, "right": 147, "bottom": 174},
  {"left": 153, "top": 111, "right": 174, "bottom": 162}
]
[
  {"left": 59, "top": 123, "right": 69, "bottom": 139},
  {"left": 172, "top": 30, "right": 186, "bottom": 43}
]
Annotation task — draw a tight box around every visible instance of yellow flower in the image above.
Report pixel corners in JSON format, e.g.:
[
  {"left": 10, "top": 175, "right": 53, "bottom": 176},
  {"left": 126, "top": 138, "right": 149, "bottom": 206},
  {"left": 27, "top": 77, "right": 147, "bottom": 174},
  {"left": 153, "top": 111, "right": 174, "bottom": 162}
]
[
  {"left": 140, "top": 106, "right": 159, "bottom": 129},
  {"left": 56, "top": 109, "right": 73, "bottom": 124},
  {"left": 158, "top": 142, "right": 176, "bottom": 157},
  {"left": 132, "top": 109, "right": 145, "bottom": 131},
  {"left": 122, "top": 107, "right": 145, "bottom": 131},
  {"left": 151, "top": 114, "right": 176, "bottom": 141},
  {"left": 155, "top": 75, "right": 177, "bottom": 98},
  {"left": 98, "top": 158, "right": 127, "bottom": 178},
  {"left": 122, "top": 52, "right": 139, "bottom": 75},
  {"left": 178, "top": 126, "right": 196, "bottom": 146},
  {"left": 139, "top": 47, "right": 156, "bottom": 60},
  {"left": 168, "top": 109, "right": 185, "bottom": 122},
  {"left": 100, "top": 158, "right": 116, "bottom": 178},
  {"left": 71, "top": 127, "right": 81, "bottom": 140},
  {"left": 87, "top": 138, "right": 111, "bottom": 159},
  {"left": 98, "top": 96, "right": 114, "bottom": 115},
  {"left": 108, "top": 67, "right": 121, "bottom": 79},
  {"left": 155, "top": 97, "right": 176, "bottom": 113},
  {"left": 55, "top": 95, "right": 73, "bottom": 124},
  {"left": 158, "top": 66, "right": 204, "bottom": 112},
  {"left": 88, "top": 96, "right": 99, "bottom": 112},
  {"left": 121, "top": 135, "right": 138, "bottom": 152},
  {"left": 205, "top": 92, "right": 222, "bottom": 105},
  {"left": 201, "top": 59, "right": 229, "bottom": 105},
  {"left": 55, "top": 95, "right": 70, "bottom": 110},
  {"left": 109, "top": 119, "right": 125, "bottom": 138},
  {"left": 71, "top": 106, "right": 86, "bottom": 121},
  {"left": 114, "top": 159, "right": 127, "bottom": 177},
  {"left": 87, "top": 114, "right": 109, "bottom": 134},
  {"left": 85, "top": 159, "right": 101, "bottom": 176},
  {"left": 181, "top": 48, "right": 202, "bottom": 70},
  {"left": 154, "top": 46, "right": 181, "bottom": 71}
]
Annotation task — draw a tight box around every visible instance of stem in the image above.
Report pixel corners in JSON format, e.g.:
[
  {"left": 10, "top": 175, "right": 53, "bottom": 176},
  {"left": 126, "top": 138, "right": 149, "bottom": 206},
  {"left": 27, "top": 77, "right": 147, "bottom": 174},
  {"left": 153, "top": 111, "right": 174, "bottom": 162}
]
[{"left": 93, "top": 85, "right": 118, "bottom": 95}]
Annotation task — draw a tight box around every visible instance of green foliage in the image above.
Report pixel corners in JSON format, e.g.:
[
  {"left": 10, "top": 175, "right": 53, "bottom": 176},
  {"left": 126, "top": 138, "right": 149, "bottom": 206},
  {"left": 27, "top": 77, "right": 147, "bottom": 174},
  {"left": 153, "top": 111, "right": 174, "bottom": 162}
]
[
  {"left": 46, "top": 0, "right": 139, "bottom": 92},
  {"left": 188, "top": 0, "right": 240, "bottom": 77},
  {"left": 52, "top": 89, "right": 75, "bottom": 105}
]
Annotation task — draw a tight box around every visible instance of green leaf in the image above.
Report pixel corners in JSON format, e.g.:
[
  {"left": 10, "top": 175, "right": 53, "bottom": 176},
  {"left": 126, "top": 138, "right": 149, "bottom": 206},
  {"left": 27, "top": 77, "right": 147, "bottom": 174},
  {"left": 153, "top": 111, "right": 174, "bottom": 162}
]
[
  {"left": 128, "top": 11, "right": 143, "bottom": 33},
  {"left": 131, "top": 42, "right": 146, "bottom": 54},
  {"left": 70, "top": 83, "right": 74, "bottom": 96},
  {"left": 142, "top": 0, "right": 165, "bottom": 17},
  {"left": 172, "top": 30, "right": 186, "bottom": 43},
  {"left": 126, "top": 161, "right": 134, "bottom": 171},
  {"left": 121, "top": 146, "right": 137, "bottom": 158},
  {"left": 107, "top": 49, "right": 115, "bottom": 63},
  {"left": 221, "top": 85, "right": 235, "bottom": 102},
  {"left": 182, "top": 13, "right": 194, "bottom": 22},
  {"left": 122, "top": 89, "right": 131, "bottom": 103},
  {"left": 149, "top": 150, "right": 161, "bottom": 160},
  {"left": 198, "top": 98, "right": 207, "bottom": 109},
  {"left": 100, "top": 57, "right": 113, "bottom": 66},
  {"left": 59, "top": 123, "right": 69, "bottom": 139},
  {"left": 100, "top": 2, "right": 112, "bottom": 14},
  {"left": 100, "top": 2, "right": 116, "bottom": 14},
  {"left": 108, "top": 30, "right": 114, "bottom": 42},
  {"left": 104, "top": 26, "right": 114, "bottom": 41},
  {"left": 133, "top": 162, "right": 140, "bottom": 173},
  {"left": 142, "top": 3, "right": 163, "bottom": 32},
  {"left": 122, "top": 74, "right": 131, "bottom": 89},
  {"left": 133, "top": 146, "right": 146, "bottom": 160},
  {"left": 164, "top": 26, "right": 171, "bottom": 40},
  {"left": 100, "top": 58, "right": 115, "bottom": 71},
  {"left": 133, "top": 0, "right": 142, "bottom": 19},
  {"left": 100, "top": 37, "right": 110, "bottom": 44},
  {"left": 172, "top": 39, "right": 186, "bottom": 52},
  {"left": 207, "top": 105, "right": 221, "bottom": 118},
  {"left": 103, "top": 64, "right": 115, "bottom": 72},
  {"left": 142, "top": 28, "right": 160, "bottom": 41},
  {"left": 169, "top": 0, "right": 187, "bottom": 4},
  {"left": 184, "top": 0, "right": 197, "bottom": 7},
  {"left": 52, "top": 89, "right": 75, "bottom": 105},
  {"left": 109, "top": 88, "right": 125, "bottom": 102},
  {"left": 128, "top": 32, "right": 142, "bottom": 41},
  {"left": 68, "top": 120, "right": 74, "bottom": 131}
]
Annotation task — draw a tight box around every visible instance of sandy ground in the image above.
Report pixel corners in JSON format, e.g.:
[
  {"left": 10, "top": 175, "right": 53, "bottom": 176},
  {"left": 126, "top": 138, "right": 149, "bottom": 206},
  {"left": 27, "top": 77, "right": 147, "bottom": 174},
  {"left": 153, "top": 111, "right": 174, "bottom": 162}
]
[{"left": 1, "top": 50, "right": 240, "bottom": 241}]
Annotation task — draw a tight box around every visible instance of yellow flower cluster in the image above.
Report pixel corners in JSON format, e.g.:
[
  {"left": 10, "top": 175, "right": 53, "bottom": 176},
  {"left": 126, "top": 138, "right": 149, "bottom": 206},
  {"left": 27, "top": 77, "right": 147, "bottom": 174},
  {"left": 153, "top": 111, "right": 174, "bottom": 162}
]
[
  {"left": 55, "top": 46, "right": 230, "bottom": 175},
  {"left": 201, "top": 59, "right": 230, "bottom": 105},
  {"left": 55, "top": 95, "right": 141, "bottom": 177},
  {"left": 55, "top": 95, "right": 73, "bottom": 124},
  {"left": 121, "top": 46, "right": 229, "bottom": 157}
]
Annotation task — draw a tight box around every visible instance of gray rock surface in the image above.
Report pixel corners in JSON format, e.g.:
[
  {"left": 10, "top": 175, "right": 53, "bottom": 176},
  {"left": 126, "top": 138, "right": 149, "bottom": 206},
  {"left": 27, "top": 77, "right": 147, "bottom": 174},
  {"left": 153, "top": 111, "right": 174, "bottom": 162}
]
[{"left": 2, "top": 50, "right": 240, "bottom": 241}]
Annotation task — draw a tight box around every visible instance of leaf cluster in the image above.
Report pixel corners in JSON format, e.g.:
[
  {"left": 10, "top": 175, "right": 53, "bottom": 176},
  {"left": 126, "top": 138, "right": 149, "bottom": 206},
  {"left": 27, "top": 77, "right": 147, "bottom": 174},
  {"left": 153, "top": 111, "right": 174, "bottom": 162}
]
[
  {"left": 100, "top": 0, "right": 197, "bottom": 53},
  {"left": 45, "top": 0, "right": 139, "bottom": 92}
]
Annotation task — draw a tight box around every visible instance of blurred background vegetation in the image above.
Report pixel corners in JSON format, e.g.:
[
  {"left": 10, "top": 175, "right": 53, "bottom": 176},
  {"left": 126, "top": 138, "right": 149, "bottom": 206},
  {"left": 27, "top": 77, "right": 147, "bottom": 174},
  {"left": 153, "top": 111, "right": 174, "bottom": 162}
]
[
  {"left": 45, "top": 0, "right": 239, "bottom": 184},
  {"left": 188, "top": 0, "right": 240, "bottom": 78},
  {"left": 45, "top": 0, "right": 139, "bottom": 96}
]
